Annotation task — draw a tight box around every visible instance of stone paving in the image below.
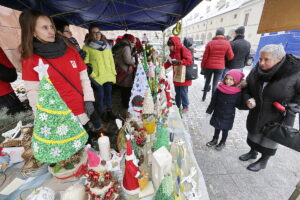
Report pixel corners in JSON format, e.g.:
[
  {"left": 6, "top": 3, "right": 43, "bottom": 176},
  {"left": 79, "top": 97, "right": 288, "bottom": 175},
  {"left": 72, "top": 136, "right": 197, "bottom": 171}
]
[{"left": 182, "top": 65, "right": 300, "bottom": 200}]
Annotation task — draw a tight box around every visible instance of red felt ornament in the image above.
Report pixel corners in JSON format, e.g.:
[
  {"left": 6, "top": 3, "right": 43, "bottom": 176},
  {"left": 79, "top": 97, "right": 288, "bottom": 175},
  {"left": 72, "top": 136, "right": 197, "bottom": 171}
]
[{"left": 104, "top": 172, "right": 112, "bottom": 180}]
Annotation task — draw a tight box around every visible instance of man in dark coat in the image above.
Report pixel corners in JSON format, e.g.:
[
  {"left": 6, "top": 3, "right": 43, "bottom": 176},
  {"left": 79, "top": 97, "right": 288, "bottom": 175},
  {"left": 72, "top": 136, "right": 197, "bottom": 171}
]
[
  {"left": 240, "top": 44, "right": 300, "bottom": 172},
  {"left": 222, "top": 26, "right": 251, "bottom": 79}
]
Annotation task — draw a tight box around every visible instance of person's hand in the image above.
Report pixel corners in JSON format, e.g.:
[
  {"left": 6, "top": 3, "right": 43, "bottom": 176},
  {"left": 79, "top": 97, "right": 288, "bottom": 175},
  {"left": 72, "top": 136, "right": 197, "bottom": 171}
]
[
  {"left": 246, "top": 100, "right": 256, "bottom": 109},
  {"left": 171, "top": 59, "right": 181, "bottom": 65},
  {"left": 84, "top": 101, "right": 95, "bottom": 117}
]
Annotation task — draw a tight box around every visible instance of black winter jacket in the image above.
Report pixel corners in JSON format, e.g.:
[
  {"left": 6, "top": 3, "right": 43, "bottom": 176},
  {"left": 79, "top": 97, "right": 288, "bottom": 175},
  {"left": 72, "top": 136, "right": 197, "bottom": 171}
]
[
  {"left": 225, "top": 35, "right": 251, "bottom": 69},
  {"left": 206, "top": 89, "right": 242, "bottom": 130},
  {"left": 243, "top": 54, "right": 300, "bottom": 136}
]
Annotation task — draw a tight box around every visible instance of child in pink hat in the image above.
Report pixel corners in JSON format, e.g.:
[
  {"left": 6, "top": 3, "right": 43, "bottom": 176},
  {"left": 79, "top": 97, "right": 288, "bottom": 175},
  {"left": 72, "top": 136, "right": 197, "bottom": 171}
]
[{"left": 206, "top": 69, "right": 246, "bottom": 150}]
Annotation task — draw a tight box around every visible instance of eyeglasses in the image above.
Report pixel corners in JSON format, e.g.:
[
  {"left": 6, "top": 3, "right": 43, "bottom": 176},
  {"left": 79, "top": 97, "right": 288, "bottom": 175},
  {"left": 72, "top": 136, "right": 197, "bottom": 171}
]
[{"left": 92, "top": 32, "right": 101, "bottom": 35}]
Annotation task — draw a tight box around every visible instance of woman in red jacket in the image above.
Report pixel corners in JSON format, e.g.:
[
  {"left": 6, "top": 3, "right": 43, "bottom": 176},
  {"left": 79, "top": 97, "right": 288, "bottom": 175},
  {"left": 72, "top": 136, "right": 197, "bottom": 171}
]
[
  {"left": 0, "top": 47, "right": 25, "bottom": 115},
  {"left": 201, "top": 27, "right": 234, "bottom": 101},
  {"left": 19, "top": 10, "right": 98, "bottom": 142},
  {"left": 164, "top": 36, "right": 193, "bottom": 113}
]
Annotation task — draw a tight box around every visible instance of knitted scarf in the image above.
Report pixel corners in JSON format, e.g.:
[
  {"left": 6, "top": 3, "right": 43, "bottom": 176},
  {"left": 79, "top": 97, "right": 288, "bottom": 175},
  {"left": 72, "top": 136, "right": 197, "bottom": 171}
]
[
  {"left": 217, "top": 82, "right": 241, "bottom": 94},
  {"left": 33, "top": 37, "right": 67, "bottom": 59},
  {"left": 85, "top": 40, "right": 107, "bottom": 51},
  {"left": 256, "top": 56, "right": 286, "bottom": 82}
]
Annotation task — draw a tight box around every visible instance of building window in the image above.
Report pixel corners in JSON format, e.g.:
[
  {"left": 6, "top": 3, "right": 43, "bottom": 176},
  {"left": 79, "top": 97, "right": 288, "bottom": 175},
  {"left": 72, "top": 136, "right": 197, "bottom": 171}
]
[
  {"left": 244, "top": 13, "right": 249, "bottom": 26},
  {"left": 234, "top": 14, "right": 237, "bottom": 19},
  {"left": 210, "top": 21, "right": 212, "bottom": 25},
  {"left": 220, "top": 18, "right": 223, "bottom": 22},
  {"left": 203, "top": 23, "right": 205, "bottom": 27}
]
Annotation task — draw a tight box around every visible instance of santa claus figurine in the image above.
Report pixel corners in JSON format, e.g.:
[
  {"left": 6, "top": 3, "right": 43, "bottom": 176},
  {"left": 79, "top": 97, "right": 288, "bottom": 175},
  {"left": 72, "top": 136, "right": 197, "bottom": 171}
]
[{"left": 122, "top": 134, "right": 142, "bottom": 195}]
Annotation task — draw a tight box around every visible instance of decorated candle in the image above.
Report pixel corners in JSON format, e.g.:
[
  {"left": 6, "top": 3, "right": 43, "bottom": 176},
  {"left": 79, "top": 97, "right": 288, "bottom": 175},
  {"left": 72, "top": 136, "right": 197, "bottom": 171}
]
[{"left": 98, "top": 133, "right": 111, "bottom": 161}]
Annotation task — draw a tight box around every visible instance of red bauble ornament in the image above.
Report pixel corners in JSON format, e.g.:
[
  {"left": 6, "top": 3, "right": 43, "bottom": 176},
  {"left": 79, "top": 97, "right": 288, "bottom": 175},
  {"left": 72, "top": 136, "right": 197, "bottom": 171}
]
[
  {"left": 85, "top": 184, "right": 90, "bottom": 191},
  {"left": 104, "top": 172, "right": 112, "bottom": 180},
  {"left": 89, "top": 192, "right": 96, "bottom": 197},
  {"left": 109, "top": 187, "right": 115, "bottom": 193},
  {"left": 88, "top": 169, "right": 95, "bottom": 177},
  {"left": 95, "top": 196, "right": 101, "bottom": 200},
  {"left": 105, "top": 191, "right": 112, "bottom": 199},
  {"left": 92, "top": 175, "right": 99, "bottom": 182}
]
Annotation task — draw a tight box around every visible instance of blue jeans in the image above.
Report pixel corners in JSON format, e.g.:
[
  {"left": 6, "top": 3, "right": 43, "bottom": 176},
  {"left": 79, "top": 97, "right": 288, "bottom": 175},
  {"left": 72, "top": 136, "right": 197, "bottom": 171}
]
[
  {"left": 204, "top": 69, "right": 224, "bottom": 94},
  {"left": 94, "top": 82, "right": 113, "bottom": 113},
  {"left": 174, "top": 86, "right": 189, "bottom": 110}
]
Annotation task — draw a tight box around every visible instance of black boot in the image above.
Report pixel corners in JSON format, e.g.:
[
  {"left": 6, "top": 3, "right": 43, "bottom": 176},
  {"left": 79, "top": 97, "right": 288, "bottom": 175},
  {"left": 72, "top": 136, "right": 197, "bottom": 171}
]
[
  {"left": 202, "top": 91, "right": 207, "bottom": 101},
  {"left": 247, "top": 155, "right": 270, "bottom": 172},
  {"left": 215, "top": 141, "right": 226, "bottom": 151},
  {"left": 239, "top": 149, "right": 258, "bottom": 161},
  {"left": 206, "top": 137, "right": 218, "bottom": 147}
]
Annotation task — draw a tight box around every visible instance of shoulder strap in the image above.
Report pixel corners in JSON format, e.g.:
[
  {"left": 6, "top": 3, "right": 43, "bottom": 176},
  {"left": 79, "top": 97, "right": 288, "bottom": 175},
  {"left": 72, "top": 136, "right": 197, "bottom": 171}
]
[{"left": 43, "top": 58, "right": 83, "bottom": 97}]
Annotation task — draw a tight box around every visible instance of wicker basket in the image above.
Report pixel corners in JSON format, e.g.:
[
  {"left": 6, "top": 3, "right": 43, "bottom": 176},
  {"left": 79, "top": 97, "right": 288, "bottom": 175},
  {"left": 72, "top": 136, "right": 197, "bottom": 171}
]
[{"left": 48, "top": 151, "right": 88, "bottom": 183}]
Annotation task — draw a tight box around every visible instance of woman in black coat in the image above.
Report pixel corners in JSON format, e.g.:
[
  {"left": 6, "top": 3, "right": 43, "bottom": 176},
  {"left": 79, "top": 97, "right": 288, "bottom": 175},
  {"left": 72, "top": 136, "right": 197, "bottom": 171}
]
[
  {"left": 240, "top": 44, "right": 300, "bottom": 172},
  {"left": 206, "top": 69, "right": 246, "bottom": 151}
]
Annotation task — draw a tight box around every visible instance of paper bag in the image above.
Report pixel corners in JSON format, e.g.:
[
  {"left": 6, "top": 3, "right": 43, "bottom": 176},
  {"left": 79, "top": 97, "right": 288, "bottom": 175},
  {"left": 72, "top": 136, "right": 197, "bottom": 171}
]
[{"left": 173, "top": 65, "right": 186, "bottom": 83}]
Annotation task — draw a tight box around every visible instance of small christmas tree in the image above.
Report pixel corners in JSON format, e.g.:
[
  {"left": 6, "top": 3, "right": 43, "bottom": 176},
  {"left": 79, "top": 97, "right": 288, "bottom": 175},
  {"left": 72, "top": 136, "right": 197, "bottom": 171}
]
[
  {"left": 32, "top": 77, "right": 88, "bottom": 163},
  {"left": 128, "top": 64, "right": 150, "bottom": 123},
  {"left": 155, "top": 173, "right": 174, "bottom": 200},
  {"left": 143, "top": 88, "right": 155, "bottom": 115},
  {"left": 153, "top": 124, "right": 170, "bottom": 152}
]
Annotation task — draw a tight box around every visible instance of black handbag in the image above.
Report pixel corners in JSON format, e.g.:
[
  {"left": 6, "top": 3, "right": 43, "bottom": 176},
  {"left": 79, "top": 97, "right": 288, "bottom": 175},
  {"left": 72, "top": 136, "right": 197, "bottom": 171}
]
[
  {"left": 261, "top": 103, "right": 300, "bottom": 152},
  {"left": 261, "top": 122, "right": 300, "bottom": 152},
  {"left": 185, "top": 64, "right": 198, "bottom": 80}
]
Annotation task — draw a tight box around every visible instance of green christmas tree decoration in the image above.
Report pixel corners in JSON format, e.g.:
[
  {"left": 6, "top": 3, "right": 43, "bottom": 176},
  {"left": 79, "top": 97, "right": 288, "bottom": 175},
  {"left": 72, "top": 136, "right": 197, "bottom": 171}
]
[
  {"left": 32, "top": 77, "right": 88, "bottom": 163},
  {"left": 155, "top": 173, "right": 174, "bottom": 200},
  {"left": 153, "top": 124, "right": 170, "bottom": 152}
]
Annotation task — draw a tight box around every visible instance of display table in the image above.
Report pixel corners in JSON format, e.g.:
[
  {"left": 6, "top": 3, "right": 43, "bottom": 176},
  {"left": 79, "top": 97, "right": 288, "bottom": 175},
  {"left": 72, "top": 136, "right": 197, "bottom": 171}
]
[{"left": 0, "top": 106, "right": 209, "bottom": 200}]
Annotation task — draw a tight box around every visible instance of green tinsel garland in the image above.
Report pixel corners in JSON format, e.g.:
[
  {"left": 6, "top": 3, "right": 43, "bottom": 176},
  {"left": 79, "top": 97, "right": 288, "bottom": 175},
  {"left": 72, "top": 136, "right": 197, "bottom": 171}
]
[
  {"left": 143, "top": 47, "right": 149, "bottom": 74},
  {"left": 153, "top": 124, "right": 170, "bottom": 152},
  {"left": 131, "top": 139, "right": 139, "bottom": 158},
  {"left": 155, "top": 173, "right": 174, "bottom": 200}
]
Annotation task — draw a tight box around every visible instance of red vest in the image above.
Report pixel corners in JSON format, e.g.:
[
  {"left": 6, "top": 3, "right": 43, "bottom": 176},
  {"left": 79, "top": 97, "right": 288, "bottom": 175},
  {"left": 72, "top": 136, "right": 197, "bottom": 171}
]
[
  {"left": 22, "top": 48, "right": 87, "bottom": 115},
  {"left": 0, "top": 48, "right": 14, "bottom": 96}
]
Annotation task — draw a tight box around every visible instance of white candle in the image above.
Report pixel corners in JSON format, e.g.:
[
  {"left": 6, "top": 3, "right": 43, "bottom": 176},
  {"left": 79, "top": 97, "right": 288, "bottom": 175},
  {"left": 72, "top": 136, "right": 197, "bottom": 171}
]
[{"left": 98, "top": 133, "right": 111, "bottom": 161}]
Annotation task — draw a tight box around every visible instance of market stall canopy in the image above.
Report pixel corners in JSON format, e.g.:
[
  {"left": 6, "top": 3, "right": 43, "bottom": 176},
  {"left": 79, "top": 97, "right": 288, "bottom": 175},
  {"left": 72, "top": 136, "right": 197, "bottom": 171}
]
[
  {"left": 257, "top": 0, "right": 300, "bottom": 33},
  {"left": 0, "top": 0, "right": 202, "bottom": 31}
]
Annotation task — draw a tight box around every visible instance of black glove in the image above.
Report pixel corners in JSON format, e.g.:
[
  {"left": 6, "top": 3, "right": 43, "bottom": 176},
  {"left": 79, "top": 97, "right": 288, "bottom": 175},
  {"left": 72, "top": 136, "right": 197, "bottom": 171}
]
[
  {"left": 171, "top": 59, "right": 181, "bottom": 65},
  {"left": 84, "top": 101, "right": 95, "bottom": 117},
  {"left": 86, "top": 63, "right": 93, "bottom": 75}
]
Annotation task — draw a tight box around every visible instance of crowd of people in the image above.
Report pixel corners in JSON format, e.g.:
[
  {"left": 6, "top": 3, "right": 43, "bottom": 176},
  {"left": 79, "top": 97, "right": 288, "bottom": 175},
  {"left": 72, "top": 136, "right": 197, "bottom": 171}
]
[{"left": 1, "top": 9, "right": 300, "bottom": 174}]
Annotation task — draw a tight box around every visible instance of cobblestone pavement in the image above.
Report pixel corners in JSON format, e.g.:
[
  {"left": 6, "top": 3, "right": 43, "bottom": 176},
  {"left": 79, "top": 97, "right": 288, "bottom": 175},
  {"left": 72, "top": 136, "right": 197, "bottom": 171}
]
[{"left": 182, "top": 65, "right": 300, "bottom": 200}]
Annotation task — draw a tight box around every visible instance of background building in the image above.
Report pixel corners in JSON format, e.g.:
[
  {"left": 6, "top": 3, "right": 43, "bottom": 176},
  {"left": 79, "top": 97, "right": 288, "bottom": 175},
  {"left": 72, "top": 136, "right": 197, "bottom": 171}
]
[{"left": 180, "top": 0, "right": 264, "bottom": 50}]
